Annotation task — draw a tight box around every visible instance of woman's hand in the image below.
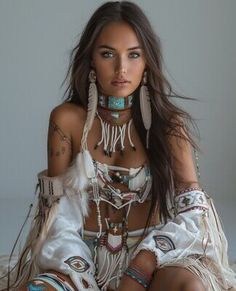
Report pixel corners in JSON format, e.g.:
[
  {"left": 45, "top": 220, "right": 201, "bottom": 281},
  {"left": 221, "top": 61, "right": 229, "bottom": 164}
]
[{"left": 130, "top": 249, "right": 157, "bottom": 274}]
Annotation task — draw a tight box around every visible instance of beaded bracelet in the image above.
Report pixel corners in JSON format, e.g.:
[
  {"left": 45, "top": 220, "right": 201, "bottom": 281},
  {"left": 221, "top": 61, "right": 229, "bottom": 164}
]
[
  {"left": 124, "top": 265, "right": 152, "bottom": 289},
  {"left": 176, "top": 186, "right": 204, "bottom": 196}
]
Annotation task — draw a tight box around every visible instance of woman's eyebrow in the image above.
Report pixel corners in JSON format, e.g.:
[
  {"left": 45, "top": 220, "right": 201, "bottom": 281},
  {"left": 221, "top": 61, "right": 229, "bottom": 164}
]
[
  {"left": 97, "top": 45, "right": 142, "bottom": 50},
  {"left": 127, "top": 46, "right": 142, "bottom": 51}
]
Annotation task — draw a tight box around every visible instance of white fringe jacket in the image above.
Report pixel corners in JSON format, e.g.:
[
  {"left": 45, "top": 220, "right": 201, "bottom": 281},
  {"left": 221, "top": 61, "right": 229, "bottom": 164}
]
[{"left": 7, "top": 150, "right": 236, "bottom": 291}]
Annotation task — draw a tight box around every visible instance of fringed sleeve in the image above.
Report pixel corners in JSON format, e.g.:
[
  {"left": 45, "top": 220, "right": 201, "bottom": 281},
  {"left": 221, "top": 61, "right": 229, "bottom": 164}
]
[
  {"left": 36, "top": 165, "right": 100, "bottom": 290},
  {"left": 37, "top": 195, "right": 99, "bottom": 290},
  {"left": 6, "top": 166, "right": 100, "bottom": 291},
  {"left": 132, "top": 189, "right": 236, "bottom": 291},
  {"left": 4, "top": 171, "right": 65, "bottom": 289}
]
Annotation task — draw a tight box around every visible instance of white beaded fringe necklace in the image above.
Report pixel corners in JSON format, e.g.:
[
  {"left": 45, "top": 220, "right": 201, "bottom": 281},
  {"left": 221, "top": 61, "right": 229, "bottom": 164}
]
[{"left": 95, "top": 113, "right": 135, "bottom": 156}]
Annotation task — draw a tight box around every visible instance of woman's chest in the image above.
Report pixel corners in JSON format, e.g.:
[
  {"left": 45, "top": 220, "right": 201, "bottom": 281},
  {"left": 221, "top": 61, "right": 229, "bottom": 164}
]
[{"left": 85, "top": 118, "right": 149, "bottom": 169}]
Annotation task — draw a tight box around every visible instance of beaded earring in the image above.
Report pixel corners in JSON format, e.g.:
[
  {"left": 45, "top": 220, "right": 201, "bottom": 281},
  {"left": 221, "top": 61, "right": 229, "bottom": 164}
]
[
  {"left": 87, "top": 69, "right": 98, "bottom": 130},
  {"left": 139, "top": 71, "right": 152, "bottom": 149},
  {"left": 81, "top": 70, "right": 98, "bottom": 149}
]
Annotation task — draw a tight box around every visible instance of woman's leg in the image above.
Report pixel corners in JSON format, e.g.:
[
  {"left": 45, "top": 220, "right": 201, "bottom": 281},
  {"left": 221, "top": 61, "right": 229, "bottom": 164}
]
[
  {"left": 18, "top": 270, "right": 76, "bottom": 291},
  {"left": 149, "top": 266, "right": 206, "bottom": 291},
  {"left": 19, "top": 280, "right": 56, "bottom": 291}
]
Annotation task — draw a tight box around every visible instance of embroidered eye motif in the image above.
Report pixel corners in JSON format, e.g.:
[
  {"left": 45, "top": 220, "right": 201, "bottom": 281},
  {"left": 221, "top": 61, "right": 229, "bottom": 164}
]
[
  {"left": 64, "top": 256, "right": 90, "bottom": 273},
  {"left": 153, "top": 235, "right": 175, "bottom": 253}
]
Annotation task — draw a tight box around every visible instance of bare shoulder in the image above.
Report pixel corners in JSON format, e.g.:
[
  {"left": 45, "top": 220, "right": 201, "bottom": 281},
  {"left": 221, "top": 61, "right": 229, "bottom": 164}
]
[
  {"left": 49, "top": 102, "right": 87, "bottom": 136},
  {"left": 50, "top": 102, "right": 86, "bottom": 127},
  {"left": 49, "top": 102, "right": 87, "bottom": 154}
]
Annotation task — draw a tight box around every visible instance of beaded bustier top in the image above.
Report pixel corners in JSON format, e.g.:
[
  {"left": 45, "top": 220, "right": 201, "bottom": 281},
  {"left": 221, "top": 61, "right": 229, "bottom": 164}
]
[
  {"left": 87, "top": 156, "right": 152, "bottom": 209},
  {"left": 80, "top": 111, "right": 153, "bottom": 210}
]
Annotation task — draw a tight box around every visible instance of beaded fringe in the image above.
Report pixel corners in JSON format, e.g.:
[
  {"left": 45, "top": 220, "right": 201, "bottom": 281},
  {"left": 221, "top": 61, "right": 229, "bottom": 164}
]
[
  {"left": 96, "top": 246, "right": 129, "bottom": 290},
  {"left": 96, "top": 114, "right": 135, "bottom": 155}
]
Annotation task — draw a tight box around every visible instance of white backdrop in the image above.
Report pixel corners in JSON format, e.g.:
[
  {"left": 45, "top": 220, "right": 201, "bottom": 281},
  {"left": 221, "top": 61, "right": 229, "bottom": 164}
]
[{"left": 0, "top": 0, "right": 235, "bottom": 261}]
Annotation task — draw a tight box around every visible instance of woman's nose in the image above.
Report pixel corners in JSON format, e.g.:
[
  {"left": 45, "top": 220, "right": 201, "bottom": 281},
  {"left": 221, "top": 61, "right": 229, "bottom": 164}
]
[{"left": 114, "top": 57, "right": 127, "bottom": 75}]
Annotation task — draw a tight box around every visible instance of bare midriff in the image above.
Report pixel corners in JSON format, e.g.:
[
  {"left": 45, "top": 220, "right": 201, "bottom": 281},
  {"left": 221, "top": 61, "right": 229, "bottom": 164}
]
[{"left": 84, "top": 200, "right": 160, "bottom": 232}]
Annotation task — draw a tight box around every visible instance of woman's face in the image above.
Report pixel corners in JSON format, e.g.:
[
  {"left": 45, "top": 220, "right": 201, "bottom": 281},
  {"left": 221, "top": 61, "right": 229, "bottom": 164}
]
[{"left": 91, "top": 21, "right": 146, "bottom": 97}]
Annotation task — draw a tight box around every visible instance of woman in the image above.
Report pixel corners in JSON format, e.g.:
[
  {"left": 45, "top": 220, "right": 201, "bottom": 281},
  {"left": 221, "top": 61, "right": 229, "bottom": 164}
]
[{"left": 3, "top": 1, "right": 236, "bottom": 290}]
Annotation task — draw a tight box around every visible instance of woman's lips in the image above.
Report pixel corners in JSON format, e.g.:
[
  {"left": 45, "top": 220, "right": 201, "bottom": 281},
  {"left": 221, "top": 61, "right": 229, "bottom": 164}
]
[{"left": 111, "top": 79, "right": 130, "bottom": 87}]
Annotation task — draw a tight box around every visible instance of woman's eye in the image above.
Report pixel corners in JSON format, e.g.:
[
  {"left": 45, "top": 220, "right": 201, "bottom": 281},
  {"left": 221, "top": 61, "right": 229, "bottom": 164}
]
[
  {"left": 129, "top": 52, "right": 140, "bottom": 59},
  {"left": 101, "top": 51, "right": 114, "bottom": 58}
]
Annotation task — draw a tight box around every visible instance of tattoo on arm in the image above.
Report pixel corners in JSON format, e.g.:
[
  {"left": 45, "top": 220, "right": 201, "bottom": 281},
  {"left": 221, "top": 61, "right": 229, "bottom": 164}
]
[
  {"left": 48, "top": 121, "right": 72, "bottom": 158},
  {"left": 49, "top": 121, "right": 72, "bottom": 144}
]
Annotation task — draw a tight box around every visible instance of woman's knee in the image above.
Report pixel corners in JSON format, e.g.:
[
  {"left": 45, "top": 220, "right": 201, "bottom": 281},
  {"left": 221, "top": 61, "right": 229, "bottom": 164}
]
[
  {"left": 180, "top": 279, "right": 206, "bottom": 291},
  {"left": 149, "top": 266, "right": 206, "bottom": 291}
]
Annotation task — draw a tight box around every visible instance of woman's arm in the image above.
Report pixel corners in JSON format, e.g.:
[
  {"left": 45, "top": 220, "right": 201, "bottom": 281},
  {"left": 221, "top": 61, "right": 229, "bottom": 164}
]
[
  {"left": 35, "top": 104, "right": 100, "bottom": 290},
  {"left": 47, "top": 104, "right": 74, "bottom": 177},
  {"left": 37, "top": 105, "right": 75, "bottom": 289},
  {"left": 122, "top": 132, "right": 235, "bottom": 290},
  {"left": 168, "top": 128, "right": 199, "bottom": 191},
  {"left": 118, "top": 132, "right": 200, "bottom": 290}
]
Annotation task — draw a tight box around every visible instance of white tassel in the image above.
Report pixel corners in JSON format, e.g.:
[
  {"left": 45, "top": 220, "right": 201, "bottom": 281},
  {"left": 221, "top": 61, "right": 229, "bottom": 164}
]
[
  {"left": 96, "top": 245, "right": 127, "bottom": 290},
  {"left": 140, "top": 71, "right": 151, "bottom": 148}
]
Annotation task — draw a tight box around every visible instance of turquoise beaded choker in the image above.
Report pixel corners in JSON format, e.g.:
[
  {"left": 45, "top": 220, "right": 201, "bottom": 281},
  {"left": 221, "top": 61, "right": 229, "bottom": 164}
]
[{"left": 98, "top": 95, "right": 133, "bottom": 111}]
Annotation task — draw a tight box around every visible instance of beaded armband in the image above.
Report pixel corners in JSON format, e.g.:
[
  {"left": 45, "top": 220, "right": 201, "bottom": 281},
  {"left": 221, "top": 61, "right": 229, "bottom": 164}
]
[
  {"left": 37, "top": 170, "right": 64, "bottom": 207},
  {"left": 124, "top": 265, "right": 152, "bottom": 289},
  {"left": 174, "top": 188, "right": 209, "bottom": 214}
]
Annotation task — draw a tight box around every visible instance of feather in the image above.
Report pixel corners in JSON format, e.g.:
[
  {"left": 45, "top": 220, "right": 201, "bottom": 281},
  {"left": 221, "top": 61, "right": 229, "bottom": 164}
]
[
  {"left": 86, "top": 82, "right": 98, "bottom": 131},
  {"left": 83, "top": 150, "right": 96, "bottom": 179},
  {"left": 63, "top": 153, "right": 90, "bottom": 217},
  {"left": 140, "top": 84, "right": 151, "bottom": 130}
]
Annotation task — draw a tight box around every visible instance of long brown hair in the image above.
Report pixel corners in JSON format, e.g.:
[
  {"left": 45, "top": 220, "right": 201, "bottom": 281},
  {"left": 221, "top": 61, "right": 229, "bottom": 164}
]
[{"left": 63, "top": 1, "right": 198, "bottom": 223}]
